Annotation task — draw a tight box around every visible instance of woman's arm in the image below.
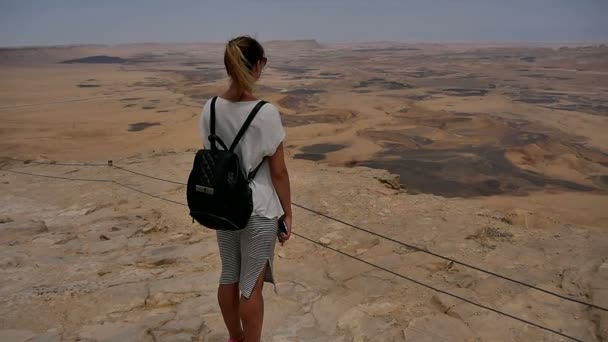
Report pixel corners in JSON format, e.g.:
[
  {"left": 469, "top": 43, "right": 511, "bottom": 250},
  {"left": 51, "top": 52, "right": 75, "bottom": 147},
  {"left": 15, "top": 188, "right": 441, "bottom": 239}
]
[{"left": 269, "top": 142, "right": 292, "bottom": 244}]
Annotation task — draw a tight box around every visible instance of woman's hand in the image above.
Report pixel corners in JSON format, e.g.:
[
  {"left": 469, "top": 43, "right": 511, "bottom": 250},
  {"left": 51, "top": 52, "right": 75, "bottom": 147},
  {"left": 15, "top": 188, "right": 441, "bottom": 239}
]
[{"left": 279, "top": 215, "right": 292, "bottom": 246}]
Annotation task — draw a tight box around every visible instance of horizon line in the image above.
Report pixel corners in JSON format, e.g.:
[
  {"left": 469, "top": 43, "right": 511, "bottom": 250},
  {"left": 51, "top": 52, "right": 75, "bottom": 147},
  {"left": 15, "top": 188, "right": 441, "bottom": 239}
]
[{"left": 1, "top": 38, "right": 608, "bottom": 50}]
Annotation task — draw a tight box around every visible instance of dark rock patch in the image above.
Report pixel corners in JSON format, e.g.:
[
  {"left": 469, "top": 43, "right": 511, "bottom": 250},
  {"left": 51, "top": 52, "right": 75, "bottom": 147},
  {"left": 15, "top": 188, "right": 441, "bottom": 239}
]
[
  {"left": 540, "top": 103, "right": 608, "bottom": 117},
  {"left": 294, "top": 153, "right": 325, "bottom": 161},
  {"left": 361, "top": 146, "right": 594, "bottom": 198},
  {"left": 282, "top": 111, "right": 356, "bottom": 127},
  {"left": 353, "top": 47, "right": 421, "bottom": 52},
  {"left": 128, "top": 122, "right": 161, "bottom": 132},
  {"left": 510, "top": 92, "right": 607, "bottom": 116},
  {"left": 522, "top": 74, "right": 572, "bottom": 81},
  {"left": 132, "top": 79, "right": 170, "bottom": 88},
  {"left": 404, "top": 68, "right": 452, "bottom": 78},
  {"left": 176, "top": 69, "right": 225, "bottom": 85},
  {"left": 301, "top": 144, "right": 346, "bottom": 154},
  {"left": 278, "top": 95, "right": 308, "bottom": 111},
  {"left": 181, "top": 61, "right": 213, "bottom": 67},
  {"left": 286, "top": 89, "right": 326, "bottom": 95},
  {"left": 466, "top": 226, "right": 513, "bottom": 248},
  {"left": 441, "top": 88, "right": 489, "bottom": 97},
  {"left": 319, "top": 72, "right": 342, "bottom": 76},
  {"left": 520, "top": 56, "right": 536, "bottom": 63},
  {"left": 412, "top": 136, "right": 434, "bottom": 145},
  {"left": 594, "top": 175, "right": 608, "bottom": 188},
  {"left": 405, "top": 94, "right": 431, "bottom": 101},
  {"left": 278, "top": 89, "right": 327, "bottom": 111},
  {"left": 356, "top": 78, "right": 413, "bottom": 90},
  {"left": 61, "top": 55, "right": 127, "bottom": 64},
  {"left": 384, "top": 81, "right": 413, "bottom": 90},
  {"left": 513, "top": 94, "right": 560, "bottom": 104},
  {"left": 271, "top": 66, "right": 318, "bottom": 75}
]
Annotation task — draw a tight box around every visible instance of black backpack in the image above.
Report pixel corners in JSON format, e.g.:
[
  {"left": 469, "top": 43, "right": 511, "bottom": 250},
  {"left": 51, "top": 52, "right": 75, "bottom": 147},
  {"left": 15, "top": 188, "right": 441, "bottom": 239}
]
[{"left": 187, "top": 96, "right": 268, "bottom": 230}]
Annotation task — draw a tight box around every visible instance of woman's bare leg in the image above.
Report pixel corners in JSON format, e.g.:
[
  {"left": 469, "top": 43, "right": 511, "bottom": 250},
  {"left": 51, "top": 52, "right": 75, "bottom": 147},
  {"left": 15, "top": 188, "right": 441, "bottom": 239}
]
[
  {"left": 218, "top": 283, "right": 244, "bottom": 340},
  {"left": 239, "top": 264, "right": 268, "bottom": 342}
]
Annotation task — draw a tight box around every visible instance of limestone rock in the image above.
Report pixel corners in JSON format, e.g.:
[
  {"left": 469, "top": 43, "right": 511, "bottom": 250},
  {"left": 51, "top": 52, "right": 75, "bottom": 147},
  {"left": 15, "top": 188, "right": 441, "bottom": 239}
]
[
  {"left": 357, "top": 301, "right": 398, "bottom": 316},
  {"left": 85, "top": 202, "right": 113, "bottom": 215},
  {"left": 375, "top": 173, "right": 401, "bottom": 190},
  {"left": 337, "top": 306, "right": 399, "bottom": 342},
  {"left": 312, "top": 291, "right": 366, "bottom": 335},
  {"left": 126, "top": 236, "right": 147, "bottom": 249},
  {"left": 158, "top": 295, "right": 215, "bottom": 333},
  {"left": 77, "top": 322, "right": 153, "bottom": 342},
  {"left": 318, "top": 231, "right": 343, "bottom": 247},
  {"left": 135, "top": 242, "right": 215, "bottom": 267},
  {"left": 157, "top": 332, "right": 193, "bottom": 342},
  {"left": 97, "top": 268, "right": 112, "bottom": 277},
  {"left": 140, "top": 308, "right": 176, "bottom": 329},
  {"left": 141, "top": 223, "right": 166, "bottom": 234},
  {"left": 560, "top": 267, "right": 591, "bottom": 298},
  {"left": 32, "top": 235, "right": 70, "bottom": 246},
  {"left": 176, "top": 241, "right": 216, "bottom": 261},
  {"left": 137, "top": 246, "right": 178, "bottom": 266},
  {"left": 86, "top": 236, "right": 128, "bottom": 254},
  {"left": 95, "top": 282, "right": 149, "bottom": 314},
  {"left": 0, "top": 220, "right": 48, "bottom": 235},
  {"left": 26, "top": 328, "right": 61, "bottom": 342},
  {"left": 270, "top": 313, "right": 317, "bottom": 341},
  {"left": 276, "top": 281, "right": 321, "bottom": 304},
  {"left": 591, "top": 261, "right": 608, "bottom": 341},
  {"left": 0, "top": 252, "right": 25, "bottom": 268},
  {"left": 0, "top": 329, "right": 36, "bottom": 342},
  {"left": 337, "top": 307, "right": 365, "bottom": 331},
  {"left": 0, "top": 216, "right": 14, "bottom": 224},
  {"left": 431, "top": 289, "right": 481, "bottom": 320},
  {"left": 403, "top": 313, "right": 478, "bottom": 342},
  {"left": 148, "top": 274, "right": 214, "bottom": 306}
]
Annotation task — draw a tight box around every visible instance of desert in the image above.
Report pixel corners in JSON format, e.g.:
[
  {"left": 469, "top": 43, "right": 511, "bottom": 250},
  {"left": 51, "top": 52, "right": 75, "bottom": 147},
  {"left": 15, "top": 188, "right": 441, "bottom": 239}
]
[{"left": 1, "top": 40, "right": 607, "bottom": 341}]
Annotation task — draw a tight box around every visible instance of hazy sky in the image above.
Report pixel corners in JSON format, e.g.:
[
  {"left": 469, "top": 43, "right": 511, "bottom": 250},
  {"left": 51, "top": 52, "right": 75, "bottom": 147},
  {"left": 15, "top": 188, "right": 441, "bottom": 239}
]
[{"left": 0, "top": 0, "right": 606, "bottom": 46}]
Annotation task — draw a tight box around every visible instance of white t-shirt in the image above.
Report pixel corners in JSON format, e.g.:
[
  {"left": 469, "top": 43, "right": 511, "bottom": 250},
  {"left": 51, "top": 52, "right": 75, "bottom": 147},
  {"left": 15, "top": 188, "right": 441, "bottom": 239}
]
[{"left": 199, "top": 97, "right": 286, "bottom": 219}]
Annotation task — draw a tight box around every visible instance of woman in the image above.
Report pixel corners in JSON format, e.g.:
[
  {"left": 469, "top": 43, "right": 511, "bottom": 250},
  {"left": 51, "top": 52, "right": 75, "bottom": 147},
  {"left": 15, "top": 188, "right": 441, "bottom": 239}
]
[{"left": 199, "top": 36, "right": 293, "bottom": 342}]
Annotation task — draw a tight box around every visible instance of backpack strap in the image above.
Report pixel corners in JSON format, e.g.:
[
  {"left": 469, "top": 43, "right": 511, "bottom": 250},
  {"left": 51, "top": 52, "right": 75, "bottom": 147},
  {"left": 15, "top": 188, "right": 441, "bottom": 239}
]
[
  {"left": 229, "top": 100, "right": 268, "bottom": 152},
  {"left": 247, "top": 157, "right": 266, "bottom": 182},
  {"left": 208, "top": 96, "right": 219, "bottom": 151},
  {"left": 208, "top": 96, "right": 230, "bottom": 150}
]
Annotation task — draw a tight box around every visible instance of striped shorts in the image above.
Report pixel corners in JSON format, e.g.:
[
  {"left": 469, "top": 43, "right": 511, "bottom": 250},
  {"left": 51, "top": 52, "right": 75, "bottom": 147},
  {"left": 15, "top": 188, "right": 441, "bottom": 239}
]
[{"left": 216, "top": 216, "right": 278, "bottom": 298}]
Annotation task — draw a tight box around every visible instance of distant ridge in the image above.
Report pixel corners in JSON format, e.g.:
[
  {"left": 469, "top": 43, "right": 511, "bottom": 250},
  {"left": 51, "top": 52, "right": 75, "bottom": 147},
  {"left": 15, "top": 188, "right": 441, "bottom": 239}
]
[
  {"left": 60, "top": 55, "right": 127, "bottom": 64},
  {"left": 264, "top": 39, "right": 323, "bottom": 49}
]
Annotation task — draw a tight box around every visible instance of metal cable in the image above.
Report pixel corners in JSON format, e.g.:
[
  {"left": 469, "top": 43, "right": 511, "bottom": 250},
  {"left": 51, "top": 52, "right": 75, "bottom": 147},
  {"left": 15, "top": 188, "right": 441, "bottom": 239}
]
[
  {"left": 3, "top": 161, "right": 605, "bottom": 312},
  {"left": 0, "top": 167, "right": 589, "bottom": 341},
  {"left": 101, "top": 163, "right": 607, "bottom": 312},
  {"left": 0, "top": 168, "right": 112, "bottom": 182}
]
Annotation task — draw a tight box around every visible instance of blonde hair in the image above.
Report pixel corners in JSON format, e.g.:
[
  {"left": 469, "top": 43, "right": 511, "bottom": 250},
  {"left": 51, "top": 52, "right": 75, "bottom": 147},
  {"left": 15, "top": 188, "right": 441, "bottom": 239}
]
[{"left": 224, "top": 36, "right": 265, "bottom": 94}]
